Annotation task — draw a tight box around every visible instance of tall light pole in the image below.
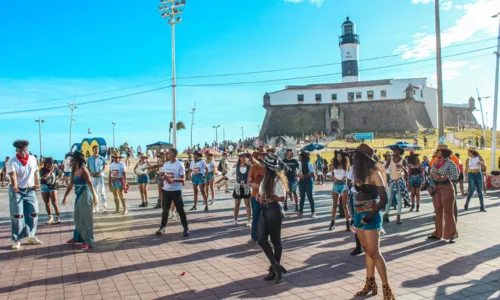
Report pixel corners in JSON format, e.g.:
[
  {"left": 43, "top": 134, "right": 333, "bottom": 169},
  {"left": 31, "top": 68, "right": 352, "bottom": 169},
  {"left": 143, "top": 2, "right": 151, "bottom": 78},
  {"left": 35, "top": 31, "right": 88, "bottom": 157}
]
[
  {"left": 486, "top": 112, "right": 489, "bottom": 130},
  {"left": 490, "top": 12, "right": 500, "bottom": 171},
  {"left": 475, "top": 88, "right": 491, "bottom": 140},
  {"left": 35, "top": 118, "right": 45, "bottom": 157},
  {"left": 223, "top": 127, "right": 225, "bottom": 142},
  {"left": 159, "top": 0, "right": 186, "bottom": 149},
  {"left": 241, "top": 127, "right": 244, "bottom": 141},
  {"left": 189, "top": 102, "right": 196, "bottom": 149},
  {"left": 111, "top": 122, "right": 116, "bottom": 149},
  {"left": 213, "top": 125, "right": 220, "bottom": 144},
  {"left": 68, "top": 101, "right": 77, "bottom": 151},
  {"left": 435, "top": 0, "right": 445, "bottom": 140}
]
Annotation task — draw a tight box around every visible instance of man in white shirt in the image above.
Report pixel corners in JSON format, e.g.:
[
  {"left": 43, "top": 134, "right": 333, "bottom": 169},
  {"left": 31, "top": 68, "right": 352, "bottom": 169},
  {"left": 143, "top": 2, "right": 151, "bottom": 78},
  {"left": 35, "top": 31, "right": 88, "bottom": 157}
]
[
  {"left": 7, "top": 140, "right": 43, "bottom": 250},
  {"left": 87, "top": 146, "right": 108, "bottom": 212},
  {"left": 156, "top": 148, "right": 189, "bottom": 237}
]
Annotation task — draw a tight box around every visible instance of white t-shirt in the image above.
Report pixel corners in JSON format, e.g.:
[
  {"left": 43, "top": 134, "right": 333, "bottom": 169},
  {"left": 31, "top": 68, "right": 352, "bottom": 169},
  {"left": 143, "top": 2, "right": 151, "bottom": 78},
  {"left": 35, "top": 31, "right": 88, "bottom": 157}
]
[
  {"left": 259, "top": 177, "right": 286, "bottom": 198},
  {"left": 109, "top": 162, "right": 126, "bottom": 179},
  {"left": 206, "top": 161, "right": 215, "bottom": 173},
  {"left": 162, "top": 160, "right": 185, "bottom": 191},
  {"left": 7, "top": 155, "right": 38, "bottom": 189},
  {"left": 63, "top": 158, "right": 71, "bottom": 172},
  {"left": 333, "top": 169, "right": 347, "bottom": 180},
  {"left": 190, "top": 160, "right": 207, "bottom": 176}
]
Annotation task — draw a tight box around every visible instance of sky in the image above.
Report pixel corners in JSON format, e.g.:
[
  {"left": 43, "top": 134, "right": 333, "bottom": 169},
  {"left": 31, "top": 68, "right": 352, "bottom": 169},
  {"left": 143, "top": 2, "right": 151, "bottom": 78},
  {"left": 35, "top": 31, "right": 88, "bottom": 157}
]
[{"left": 0, "top": 0, "right": 498, "bottom": 159}]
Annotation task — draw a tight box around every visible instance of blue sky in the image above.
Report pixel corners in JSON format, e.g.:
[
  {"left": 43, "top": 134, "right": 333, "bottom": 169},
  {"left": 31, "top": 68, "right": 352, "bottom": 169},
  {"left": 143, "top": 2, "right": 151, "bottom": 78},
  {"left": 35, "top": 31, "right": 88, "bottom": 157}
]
[{"left": 0, "top": 0, "right": 498, "bottom": 159}]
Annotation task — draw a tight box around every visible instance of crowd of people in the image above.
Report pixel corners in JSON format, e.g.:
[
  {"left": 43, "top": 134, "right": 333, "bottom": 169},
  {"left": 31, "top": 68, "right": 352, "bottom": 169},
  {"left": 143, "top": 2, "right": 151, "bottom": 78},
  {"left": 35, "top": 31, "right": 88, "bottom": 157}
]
[{"left": 3, "top": 136, "right": 494, "bottom": 300}]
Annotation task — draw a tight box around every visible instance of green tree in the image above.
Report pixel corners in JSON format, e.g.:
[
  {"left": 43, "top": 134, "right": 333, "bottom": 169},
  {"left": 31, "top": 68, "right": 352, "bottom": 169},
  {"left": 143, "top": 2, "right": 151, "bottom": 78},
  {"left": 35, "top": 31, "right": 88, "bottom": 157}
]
[
  {"left": 169, "top": 121, "right": 186, "bottom": 143},
  {"left": 119, "top": 142, "right": 129, "bottom": 154}
]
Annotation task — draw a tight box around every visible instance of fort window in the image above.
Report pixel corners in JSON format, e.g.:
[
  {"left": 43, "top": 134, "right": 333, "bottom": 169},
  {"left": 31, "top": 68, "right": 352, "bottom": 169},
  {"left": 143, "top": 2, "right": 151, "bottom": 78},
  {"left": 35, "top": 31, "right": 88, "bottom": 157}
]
[
  {"left": 348, "top": 92, "right": 354, "bottom": 102},
  {"left": 332, "top": 93, "right": 337, "bottom": 101},
  {"left": 381, "top": 90, "right": 387, "bottom": 98},
  {"left": 367, "top": 90, "right": 374, "bottom": 100},
  {"left": 356, "top": 92, "right": 362, "bottom": 100},
  {"left": 297, "top": 94, "right": 304, "bottom": 103},
  {"left": 421, "top": 90, "right": 423, "bottom": 98},
  {"left": 362, "top": 117, "right": 368, "bottom": 124},
  {"left": 315, "top": 94, "right": 322, "bottom": 103}
]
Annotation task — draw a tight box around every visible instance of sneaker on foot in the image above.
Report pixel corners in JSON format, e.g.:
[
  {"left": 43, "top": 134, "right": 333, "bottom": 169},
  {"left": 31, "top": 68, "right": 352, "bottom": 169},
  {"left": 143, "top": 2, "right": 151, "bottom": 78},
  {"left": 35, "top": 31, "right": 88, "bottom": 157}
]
[
  {"left": 156, "top": 226, "right": 165, "bottom": 235},
  {"left": 246, "top": 238, "right": 257, "bottom": 245},
  {"left": 247, "top": 221, "right": 252, "bottom": 228},
  {"left": 233, "top": 220, "right": 239, "bottom": 226},
  {"left": 26, "top": 237, "right": 43, "bottom": 245},
  {"left": 12, "top": 241, "right": 21, "bottom": 250},
  {"left": 54, "top": 216, "right": 61, "bottom": 224},
  {"left": 47, "top": 216, "right": 54, "bottom": 225},
  {"left": 311, "top": 213, "right": 317, "bottom": 219},
  {"left": 183, "top": 228, "right": 190, "bottom": 237},
  {"left": 122, "top": 210, "right": 128, "bottom": 215}
]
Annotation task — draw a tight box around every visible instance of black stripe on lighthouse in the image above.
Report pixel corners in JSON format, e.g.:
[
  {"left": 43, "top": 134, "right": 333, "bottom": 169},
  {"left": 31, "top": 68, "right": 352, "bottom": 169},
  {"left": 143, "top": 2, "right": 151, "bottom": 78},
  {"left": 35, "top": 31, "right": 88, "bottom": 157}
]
[{"left": 342, "top": 60, "right": 359, "bottom": 77}]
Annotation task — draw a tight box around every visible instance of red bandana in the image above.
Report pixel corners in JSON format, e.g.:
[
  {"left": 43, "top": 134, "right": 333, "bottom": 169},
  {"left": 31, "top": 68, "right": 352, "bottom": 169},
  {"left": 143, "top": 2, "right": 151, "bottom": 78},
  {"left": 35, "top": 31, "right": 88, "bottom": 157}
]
[
  {"left": 437, "top": 159, "right": 446, "bottom": 170},
  {"left": 16, "top": 153, "right": 29, "bottom": 166}
]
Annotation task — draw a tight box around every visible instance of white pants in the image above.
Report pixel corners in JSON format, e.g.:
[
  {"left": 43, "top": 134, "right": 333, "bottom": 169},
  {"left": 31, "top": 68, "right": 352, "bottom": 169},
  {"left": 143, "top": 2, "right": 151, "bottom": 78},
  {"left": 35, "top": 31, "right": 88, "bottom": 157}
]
[{"left": 91, "top": 176, "right": 107, "bottom": 209}]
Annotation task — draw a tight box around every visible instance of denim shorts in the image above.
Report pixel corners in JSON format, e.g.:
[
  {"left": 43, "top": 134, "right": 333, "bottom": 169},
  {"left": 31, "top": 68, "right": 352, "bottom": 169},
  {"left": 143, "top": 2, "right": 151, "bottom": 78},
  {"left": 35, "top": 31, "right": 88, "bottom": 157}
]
[
  {"left": 192, "top": 174, "right": 206, "bottom": 185},
  {"left": 64, "top": 172, "right": 71, "bottom": 177},
  {"left": 206, "top": 172, "right": 214, "bottom": 180},
  {"left": 112, "top": 180, "right": 123, "bottom": 189},
  {"left": 137, "top": 175, "right": 150, "bottom": 184},
  {"left": 288, "top": 180, "right": 297, "bottom": 192},
  {"left": 41, "top": 184, "right": 56, "bottom": 193},
  {"left": 353, "top": 198, "right": 383, "bottom": 230},
  {"left": 333, "top": 182, "right": 347, "bottom": 194},
  {"left": 409, "top": 175, "right": 422, "bottom": 188}
]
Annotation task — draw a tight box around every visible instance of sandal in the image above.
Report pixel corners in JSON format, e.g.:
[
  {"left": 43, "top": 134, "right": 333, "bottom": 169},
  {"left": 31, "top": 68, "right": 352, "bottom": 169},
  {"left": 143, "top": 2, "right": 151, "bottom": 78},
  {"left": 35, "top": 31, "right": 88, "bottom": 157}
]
[{"left": 66, "top": 239, "right": 77, "bottom": 244}]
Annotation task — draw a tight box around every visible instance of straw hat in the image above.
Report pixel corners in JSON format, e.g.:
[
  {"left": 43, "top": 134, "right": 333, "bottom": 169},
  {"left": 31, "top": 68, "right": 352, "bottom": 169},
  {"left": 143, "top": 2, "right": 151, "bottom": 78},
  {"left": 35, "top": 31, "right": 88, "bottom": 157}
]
[
  {"left": 264, "top": 145, "right": 276, "bottom": 153},
  {"left": 140, "top": 153, "right": 148, "bottom": 158},
  {"left": 468, "top": 147, "right": 480, "bottom": 157},
  {"left": 111, "top": 151, "right": 122, "bottom": 158}
]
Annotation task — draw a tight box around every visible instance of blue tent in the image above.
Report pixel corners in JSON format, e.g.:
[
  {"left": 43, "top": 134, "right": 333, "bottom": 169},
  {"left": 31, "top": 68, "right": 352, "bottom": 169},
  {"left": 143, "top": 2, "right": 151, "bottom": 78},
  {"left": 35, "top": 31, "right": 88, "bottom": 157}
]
[
  {"left": 301, "top": 143, "right": 325, "bottom": 152},
  {"left": 146, "top": 141, "right": 173, "bottom": 152}
]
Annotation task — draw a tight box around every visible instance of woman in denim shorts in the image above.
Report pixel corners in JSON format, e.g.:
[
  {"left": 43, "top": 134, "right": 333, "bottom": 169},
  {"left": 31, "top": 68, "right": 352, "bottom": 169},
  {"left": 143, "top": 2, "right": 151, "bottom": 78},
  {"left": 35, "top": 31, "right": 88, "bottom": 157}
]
[{"left": 329, "top": 150, "right": 350, "bottom": 231}]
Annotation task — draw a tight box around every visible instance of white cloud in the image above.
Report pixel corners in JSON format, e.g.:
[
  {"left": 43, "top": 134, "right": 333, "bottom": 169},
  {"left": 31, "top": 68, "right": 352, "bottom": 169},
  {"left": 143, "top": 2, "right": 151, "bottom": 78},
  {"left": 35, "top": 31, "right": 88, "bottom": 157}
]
[
  {"left": 395, "top": 0, "right": 498, "bottom": 59},
  {"left": 442, "top": 1, "right": 453, "bottom": 11},
  {"left": 470, "top": 64, "right": 482, "bottom": 70},
  {"left": 455, "top": 4, "right": 463, "bottom": 9},
  {"left": 284, "top": 0, "right": 324, "bottom": 7}
]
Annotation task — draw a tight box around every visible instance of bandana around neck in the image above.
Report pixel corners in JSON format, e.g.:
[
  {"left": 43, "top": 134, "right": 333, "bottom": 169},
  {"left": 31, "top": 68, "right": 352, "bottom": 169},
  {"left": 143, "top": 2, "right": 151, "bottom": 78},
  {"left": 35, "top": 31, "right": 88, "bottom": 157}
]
[{"left": 16, "top": 153, "right": 29, "bottom": 166}]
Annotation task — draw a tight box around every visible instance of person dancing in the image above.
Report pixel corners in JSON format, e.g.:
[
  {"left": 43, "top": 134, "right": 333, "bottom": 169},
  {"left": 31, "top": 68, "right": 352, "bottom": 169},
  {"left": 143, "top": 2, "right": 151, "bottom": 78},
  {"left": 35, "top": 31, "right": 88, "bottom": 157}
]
[
  {"left": 352, "top": 143, "right": 395, "bottom": 300},
  {"left": 205, "top": 153, "right": 216, "bottom": 205},
  {"left": 329, "top": 150, "right": 350, "bottom": 231},
  {"left": 407, "top": 153, "right": 424, "bottom": 212},
  {"left": 257, "top": 152, "right": 288, "bottom": 284},
  {"left": 108, "top": 151, "right": 128, "bottom": 215},
  {"left": 62, "top": 151, "right": 98, "bottom": 250}
]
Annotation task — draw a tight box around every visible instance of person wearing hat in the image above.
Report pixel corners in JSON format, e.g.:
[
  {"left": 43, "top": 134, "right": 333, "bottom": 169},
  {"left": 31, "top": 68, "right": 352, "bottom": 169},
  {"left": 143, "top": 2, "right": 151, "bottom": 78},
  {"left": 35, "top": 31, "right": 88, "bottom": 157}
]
[
  {"left": 87, "top": 145, "right": 108, "bottom": 212},
  {"left": 464, "top": 148, "right": 486, "bottom": 212},
  {"left": 108, "top": 151, "right": 128, "bottom": 215},
  {"left": 134, "top": 153, "right": 153, "bottom": 208},
  {"left": 428, "top": 145, "right": 459, "bottom": 243},
  {"left": 383, "top": 145, "right": 410, "bottom": 224},
  {"left": 298, "top": 151, "right": 316, "bottom": 218},
  {"left": 257, "top": 152, "right": 288, "bottom": 284},
  {"left": 189, "top": 151, "right": 209, "bottom": 212},
  {"left": 351, "top": 143, "right": 395, "bottom": 299},
  {"left": 407, "top": 153, "right": 424, "bottom": 212},
  {"left": 39, "top": 157, "right": 63, "bottom": 225},
  {"left": 7, "top": 140, "right": 44, "bottom": 250},
  {"left": 62, "top": 151, "right": 99, "bottom": 250}
]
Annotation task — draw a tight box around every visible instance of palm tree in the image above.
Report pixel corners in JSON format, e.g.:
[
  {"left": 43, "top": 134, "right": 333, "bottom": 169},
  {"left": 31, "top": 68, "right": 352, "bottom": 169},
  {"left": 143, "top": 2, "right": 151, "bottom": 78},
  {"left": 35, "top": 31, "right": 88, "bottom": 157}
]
[{"left": 169, "top": 121, "right": 186, "bottom": 143}]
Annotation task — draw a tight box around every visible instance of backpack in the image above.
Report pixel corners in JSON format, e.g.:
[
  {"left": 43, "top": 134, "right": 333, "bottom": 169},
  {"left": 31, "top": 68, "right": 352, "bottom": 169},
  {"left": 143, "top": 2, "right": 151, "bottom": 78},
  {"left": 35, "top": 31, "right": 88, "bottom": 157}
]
[{"left": 217, "top": 160, "right": 224, "bottom": 172}]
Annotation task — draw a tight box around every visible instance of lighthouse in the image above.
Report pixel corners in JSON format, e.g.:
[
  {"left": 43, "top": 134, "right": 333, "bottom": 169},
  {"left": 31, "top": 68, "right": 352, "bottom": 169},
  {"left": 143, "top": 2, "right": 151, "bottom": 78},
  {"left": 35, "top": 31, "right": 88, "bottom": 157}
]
[{"left": 339, "top": 17, "right": 360, "bottom": 83}]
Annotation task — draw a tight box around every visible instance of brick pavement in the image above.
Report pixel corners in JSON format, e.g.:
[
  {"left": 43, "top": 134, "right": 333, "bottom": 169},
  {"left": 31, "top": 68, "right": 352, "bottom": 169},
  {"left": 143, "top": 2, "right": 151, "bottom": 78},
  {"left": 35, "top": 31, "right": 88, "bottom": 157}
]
[{"left": 0, "top": 181, "right": 499, "bottom": 300}]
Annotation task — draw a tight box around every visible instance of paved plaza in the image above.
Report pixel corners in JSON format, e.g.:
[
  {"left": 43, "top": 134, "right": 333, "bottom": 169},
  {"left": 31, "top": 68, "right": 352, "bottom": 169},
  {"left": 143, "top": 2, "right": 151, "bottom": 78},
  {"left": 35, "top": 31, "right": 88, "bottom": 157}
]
[{"left": 0, "top": 180, "right": 499, "bottom": 300}]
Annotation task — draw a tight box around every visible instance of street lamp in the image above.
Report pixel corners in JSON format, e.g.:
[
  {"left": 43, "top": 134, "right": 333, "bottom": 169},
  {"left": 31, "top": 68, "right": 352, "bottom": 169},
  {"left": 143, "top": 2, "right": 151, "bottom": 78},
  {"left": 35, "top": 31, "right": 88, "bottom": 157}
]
[
  {"left": 159, "top": 0, "right": 186, "bottom": 149},
  {"left": 435, "top": 0, "right": 445, "bottom": 140},
  {"left": 189, "top": 103, "right": 196, "bottom": 149},
  {"left": 35, "top": 118, "right": 45, "bottom": 157},
  {"left": 213, "top": 125, "right": 220, "bottom": 144},
  {"left": 241, "top": 127, "right": 244, "bottom": 140},
  {"left": 111, "top": 122, "right": 116, "bottom": 149},
  {"left": 68, "top": 102, "right": 77, "bottom": 150},
  {"left": 476, "top": 88, "right": 491, "bottom": 140},
  {"left": 490, "top": 12, "right": 500, "bottom": 171}
]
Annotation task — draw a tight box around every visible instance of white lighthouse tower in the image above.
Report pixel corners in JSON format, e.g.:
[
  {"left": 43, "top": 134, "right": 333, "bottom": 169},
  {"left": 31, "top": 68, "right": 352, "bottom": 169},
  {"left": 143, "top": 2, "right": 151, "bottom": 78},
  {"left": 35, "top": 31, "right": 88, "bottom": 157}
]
[{"left": 339, "top": 17, "right": 360, "bottom": 83}]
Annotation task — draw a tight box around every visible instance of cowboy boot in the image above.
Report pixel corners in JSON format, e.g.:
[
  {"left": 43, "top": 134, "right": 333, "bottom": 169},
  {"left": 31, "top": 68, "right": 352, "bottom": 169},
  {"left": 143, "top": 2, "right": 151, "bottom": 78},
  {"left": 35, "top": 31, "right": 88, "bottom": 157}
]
[
  {"left": 383, "top": 284, "right": 396, "bottom": 300},
  {"left": 356, "top": 277, "right": 377, "bottom": 296}
]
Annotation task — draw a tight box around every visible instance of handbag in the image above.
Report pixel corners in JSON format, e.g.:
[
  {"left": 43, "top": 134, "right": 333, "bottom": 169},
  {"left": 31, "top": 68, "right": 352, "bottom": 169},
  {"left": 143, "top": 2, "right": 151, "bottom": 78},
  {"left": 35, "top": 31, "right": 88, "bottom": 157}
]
[{"left": 421, "top": 181, "right": 429, "bottom": 191}]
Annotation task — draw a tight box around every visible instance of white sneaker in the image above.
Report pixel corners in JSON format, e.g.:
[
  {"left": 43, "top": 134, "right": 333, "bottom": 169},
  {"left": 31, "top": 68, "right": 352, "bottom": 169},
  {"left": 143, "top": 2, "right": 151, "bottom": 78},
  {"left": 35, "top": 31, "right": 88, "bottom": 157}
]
[
  {"left": 93, "top": 207, "right": 99, "bottom": 213},
  {"left": 47, "top": 216, "right": 54, "bottom": 225},
  {"left": 26, "top": 237, "right": 43, "bottom": 245},
  {"left": 311, "top": 213, "right": 317, "bottom": 219},
  {"left": 103, "top": 202, "right": 108, "bottom": 210},
  {"left": 246, "top": 221, "right": 252, "bottom": 228},
  {"left": 233, "top": 220, "right": 238, "bottom": 226},
  {"left": 169, "top": 211, "right": 175, "bottom": 220},
  {"left": 54, "top": 216, "right": 61, "bottom": 224},
  {"left": 122, "top": 210, "right": 128, "bottom": 215},
  {"left": 380, "top": 228, "right": 386, "bottom": 236},
  {"left": 12, "top": 241, "right": 21, "bottom": 250}
]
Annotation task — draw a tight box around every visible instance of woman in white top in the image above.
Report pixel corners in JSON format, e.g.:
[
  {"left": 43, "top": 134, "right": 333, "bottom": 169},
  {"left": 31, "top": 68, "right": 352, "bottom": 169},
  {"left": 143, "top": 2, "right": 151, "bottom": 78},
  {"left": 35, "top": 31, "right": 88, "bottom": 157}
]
[
  {"left": 464, "top": 148, "right": 486, "bottom": 212},
  {"left": 257, "top": 152, "right": 288, "bottom": 284},
  {"left": 329, "top": 150, "right": 350, "bottom": 231},
  {"left": 134, "top": 153, "right": 152, "bottom": 208},
  {"left": 205, "top": 153, "right": 216, "bottom": 205}
]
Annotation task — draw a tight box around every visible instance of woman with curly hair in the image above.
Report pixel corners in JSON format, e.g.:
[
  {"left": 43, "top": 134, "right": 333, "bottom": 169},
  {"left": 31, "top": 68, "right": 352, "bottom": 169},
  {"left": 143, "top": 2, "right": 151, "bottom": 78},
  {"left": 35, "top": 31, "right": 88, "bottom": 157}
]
[
  {"left": 62, "top": 151, "right": 98, "bottom": 250},
  {"left": 329, "top": 150, "right": 350, "bottom": 231},
  {"left": 352, "top": 143, "right": 394, "bottom": 300},
  {"left": 407, "top": 153, "right": 424, "bottom": 212},
  {"left": 257, "top": 152, "right": 288, "bottom": 283}
]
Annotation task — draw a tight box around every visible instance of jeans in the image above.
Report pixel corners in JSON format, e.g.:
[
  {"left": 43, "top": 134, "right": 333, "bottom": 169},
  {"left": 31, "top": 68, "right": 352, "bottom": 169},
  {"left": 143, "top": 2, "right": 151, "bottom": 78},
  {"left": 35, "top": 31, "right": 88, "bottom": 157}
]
[
  {"left": 161, "top": 190, "right": 188, "bottom": 229},
  {"left": 258, "top": 202, "right": 284, "bottom": 265},
  {"left": 299, "top": 178, "right": 315, "bottom": 213},
  {"left": 385, "top": 181, "right": 403, "bottom": 216},
  {"left": 91, "top": 176, "right": 107, "bottom": 209},
  {"left": 251, "top": 197, "right": 261, "bottom": 241},
  {"left": 465, "top": 172, "right": 485, "bottom": 209},
  {"left": 9, "top": 186, "right": 39, "bottom": 241}
]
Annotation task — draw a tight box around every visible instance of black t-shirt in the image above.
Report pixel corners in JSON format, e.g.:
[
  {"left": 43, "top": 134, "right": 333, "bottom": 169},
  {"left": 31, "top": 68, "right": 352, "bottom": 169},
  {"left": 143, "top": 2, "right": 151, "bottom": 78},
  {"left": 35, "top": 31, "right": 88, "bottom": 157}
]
[
  {"left": 282, "top": 158, "right": 299, "bottom": 182},
  {"left": 40, "top": 168, "right": 62, "bottom": 188}
]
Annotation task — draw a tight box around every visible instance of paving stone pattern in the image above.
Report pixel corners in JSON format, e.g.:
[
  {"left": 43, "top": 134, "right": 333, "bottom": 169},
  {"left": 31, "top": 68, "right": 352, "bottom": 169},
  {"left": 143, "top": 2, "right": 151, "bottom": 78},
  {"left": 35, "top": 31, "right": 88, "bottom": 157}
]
[{"left": 0, "top": 180, "right": 499, "bottom": 300}]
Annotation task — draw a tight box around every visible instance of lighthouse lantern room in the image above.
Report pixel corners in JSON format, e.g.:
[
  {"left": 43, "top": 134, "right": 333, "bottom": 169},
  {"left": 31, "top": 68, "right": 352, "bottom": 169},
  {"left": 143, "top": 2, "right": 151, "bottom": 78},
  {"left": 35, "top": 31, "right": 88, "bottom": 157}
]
[{"left": 339, "top": 17, "right": 360, "bottom": 83}]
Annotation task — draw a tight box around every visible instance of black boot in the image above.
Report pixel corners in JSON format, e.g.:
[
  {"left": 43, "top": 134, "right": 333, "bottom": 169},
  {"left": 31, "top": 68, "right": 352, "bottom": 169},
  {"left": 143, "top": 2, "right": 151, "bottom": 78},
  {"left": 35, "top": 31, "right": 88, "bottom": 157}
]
[
  {"left": 153, "top": 199, "right": 162, "bottom": 209},
  {"left": 328, "top": 220, "right": 335, "bottom": 231},
  {"left": 410, "top": 204, "right": 415, "bottom": 212},
  {"left": 272, "top": 263, "right": 287, "bottom": 284},
  {"left": 351, "top": 234, "right": 363, "bottom": 256},
  {"left": 263, "top": 266, "right": 275, "bottom": 281},
  {"left": 346, "top": 221, "right": 350, "bottom": 232},
  {"left": 416, "top": 204, "right": 420, "bottom": 212}
]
